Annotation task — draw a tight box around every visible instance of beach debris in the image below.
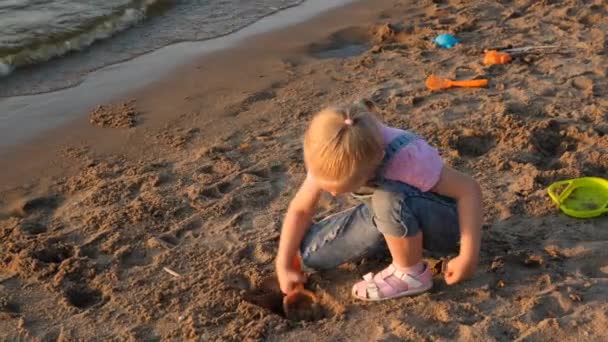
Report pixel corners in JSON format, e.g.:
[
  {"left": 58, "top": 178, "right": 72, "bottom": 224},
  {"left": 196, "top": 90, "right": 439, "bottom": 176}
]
[
  {"left": 428, "top": 256, "right": 455, "bottom": 276},
  {"left": 568, "top": 292, "right": 583, "bottom": 302},
  {"left": 567, "top": 287, "right": 583, "bottom": 302},
  {"left": 502, "top": 45, "right": 559, "bottom": 54},
  {"left": 433, "top": 34, "right": 459, "bottom": 48},
  {"left": 535, "top": 284, "right": 557, "bottom": 296},
  {"left": 544, "top": 245, "right": 563, "bottom": 260},
  {"left": 520, "top": 253, "right": 544, "bottom": 268},
  {"left": 426, "top": 75, "right": 488, "bottom": 91},
  {"left": 429, "top": 259, "right": 444, "bottom": 275},
  {"left": 490, "top": 256, "right": 505, "bottom": 272},
  {"left": 163, "top": 267, "right": 181, "bottom": 278},
  {"left": 484, "top": 45, "right": 559, "bottom": 54},
  {"left": 483, "top": 45, "right": 562, "bottom": 65}
]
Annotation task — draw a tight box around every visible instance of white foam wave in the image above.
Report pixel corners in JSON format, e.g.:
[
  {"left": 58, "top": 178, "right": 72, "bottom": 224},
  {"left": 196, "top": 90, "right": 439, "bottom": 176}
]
[
  {"left": 0, "top": 1, "right": 159, "bottom": 77},
  {"left": 0, "top": 62, "right": 13, "bottom": 77}
]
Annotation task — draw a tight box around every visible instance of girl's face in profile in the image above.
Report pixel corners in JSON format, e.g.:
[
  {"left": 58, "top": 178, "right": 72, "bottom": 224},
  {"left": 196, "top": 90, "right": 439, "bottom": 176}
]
[{"left": 309, "top": 164, "right": 378, "bottom": 197}]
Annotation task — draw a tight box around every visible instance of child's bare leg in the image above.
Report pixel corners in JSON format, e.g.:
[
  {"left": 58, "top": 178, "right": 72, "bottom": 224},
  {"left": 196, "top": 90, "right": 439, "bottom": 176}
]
[
  {"left": 352, "top": 190, "right": 434, "bottom": 301},
  {"left": 384, "top": 232, "right": 423, "bottom": 269}
]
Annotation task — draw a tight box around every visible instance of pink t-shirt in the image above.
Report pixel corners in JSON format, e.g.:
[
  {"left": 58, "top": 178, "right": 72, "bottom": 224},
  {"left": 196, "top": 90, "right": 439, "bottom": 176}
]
[
  {"left": 307, "top": 125, "right": 443, "bottom": 192},
  {"left": 380, "top": 125, "right": 443, "bottom": 192}
]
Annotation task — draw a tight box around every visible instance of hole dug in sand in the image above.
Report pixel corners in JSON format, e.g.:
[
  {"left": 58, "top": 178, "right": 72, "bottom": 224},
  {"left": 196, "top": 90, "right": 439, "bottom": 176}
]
[
  {"left": 309, "top": 27, "right": 369, "bottom": 59},
  {"left": 242, "top": 275, "right": 339, "bottom": 322},
  {"left": 451, "top": 130, "right": 495, "bottom": 158},
  {"left": 63, "top": 285, "right": 103, "bottom": 309},
  {"left": 530, "top": 120, "right": 576, "bottom": 158}
]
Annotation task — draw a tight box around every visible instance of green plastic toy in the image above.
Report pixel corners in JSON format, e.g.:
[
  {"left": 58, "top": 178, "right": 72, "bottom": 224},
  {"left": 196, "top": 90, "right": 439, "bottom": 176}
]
[{"left": 547, "top": 177, "right": 608, "bottom": 218}]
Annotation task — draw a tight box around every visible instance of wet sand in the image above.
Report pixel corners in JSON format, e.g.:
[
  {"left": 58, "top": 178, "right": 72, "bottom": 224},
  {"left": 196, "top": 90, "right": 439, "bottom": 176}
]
[
  {"left": 0, "top": 0, "right": 353, "bottom": 149},
  {"left": 1, "top": 0, "right": 608, "bottom": 340}
]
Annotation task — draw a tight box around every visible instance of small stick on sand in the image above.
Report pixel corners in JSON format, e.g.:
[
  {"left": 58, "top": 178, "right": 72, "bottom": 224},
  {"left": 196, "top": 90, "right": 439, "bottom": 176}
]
[{"left": 163, "top": 267, "right": 182, "bottom": 278}]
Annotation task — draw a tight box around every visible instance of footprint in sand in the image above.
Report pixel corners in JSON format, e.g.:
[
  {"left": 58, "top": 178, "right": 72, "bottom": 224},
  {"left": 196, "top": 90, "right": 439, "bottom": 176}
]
[
  {"left": 33, "top": 243, "right": 74, "bottom": 264},
  {"left": 10, "top": 195, "right": 61, "bottom": 217},
  {"left": 152, "top": 219, "right": 204, "bottom": 249},
  {"left": 117, "top": 247, "right": 157, "bottom": 268},
  {"left": 225, "top": 89, "right": 277, "bottom": 117},
  {"left": 19, "top": 220, "right": 47, "bottom": 236}
]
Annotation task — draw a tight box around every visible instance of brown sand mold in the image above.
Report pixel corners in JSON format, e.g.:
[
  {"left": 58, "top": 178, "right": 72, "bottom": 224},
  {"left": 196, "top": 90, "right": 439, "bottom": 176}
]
[{"left": 241, "top": 274, "right": 342, "bottom": 322}]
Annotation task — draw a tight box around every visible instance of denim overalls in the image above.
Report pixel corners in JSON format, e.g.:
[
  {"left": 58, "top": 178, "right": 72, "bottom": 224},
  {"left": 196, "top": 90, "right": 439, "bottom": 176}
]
[{"left": 300, "top": 132, "right": 461, "bottom": 271}]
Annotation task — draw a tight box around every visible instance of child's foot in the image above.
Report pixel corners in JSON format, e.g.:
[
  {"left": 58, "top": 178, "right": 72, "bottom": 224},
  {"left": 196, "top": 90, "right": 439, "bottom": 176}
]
[{"left": 351, "top": 262, "right": 432, "bottom": 301}]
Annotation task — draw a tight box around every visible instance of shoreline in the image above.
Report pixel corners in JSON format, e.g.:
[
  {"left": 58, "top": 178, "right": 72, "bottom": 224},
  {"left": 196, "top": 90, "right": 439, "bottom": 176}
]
[{"left": 0, "top": 0, "right": 354, "bottom": 150}]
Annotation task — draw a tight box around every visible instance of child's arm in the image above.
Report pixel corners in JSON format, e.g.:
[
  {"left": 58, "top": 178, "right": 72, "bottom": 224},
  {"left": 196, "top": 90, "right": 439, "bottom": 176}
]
[
  {"left": 431, "top": 166, "right": 483, "bottom": 284},
  {"left": 275, "top": 174, "right": 323, "bottom": 293}
]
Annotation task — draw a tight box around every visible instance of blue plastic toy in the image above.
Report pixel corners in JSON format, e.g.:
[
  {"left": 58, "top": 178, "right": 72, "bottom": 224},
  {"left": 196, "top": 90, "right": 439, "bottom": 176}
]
[{"left": 433, "top": 34, "right": 459, "bottom": 48}]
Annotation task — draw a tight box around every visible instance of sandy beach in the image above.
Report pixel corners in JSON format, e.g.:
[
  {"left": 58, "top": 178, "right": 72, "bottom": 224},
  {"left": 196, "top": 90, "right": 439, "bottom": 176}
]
[{"left": 1, "top": 0, "right": 608, "bottom": 340}]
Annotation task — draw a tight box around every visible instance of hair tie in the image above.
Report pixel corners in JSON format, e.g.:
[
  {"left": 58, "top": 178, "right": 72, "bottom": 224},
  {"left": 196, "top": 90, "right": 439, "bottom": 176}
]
[{"left": 344, "top": 118, "right": 354, "bottom": 126}]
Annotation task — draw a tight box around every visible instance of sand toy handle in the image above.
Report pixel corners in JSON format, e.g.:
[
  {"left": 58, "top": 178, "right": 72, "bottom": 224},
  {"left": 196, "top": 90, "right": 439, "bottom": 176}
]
[
  {"left": 547, "top": 180, "right": 574, "bottom": 206},
  {"left": 451, "top": 79, "right": 488, "bottom": 88}
]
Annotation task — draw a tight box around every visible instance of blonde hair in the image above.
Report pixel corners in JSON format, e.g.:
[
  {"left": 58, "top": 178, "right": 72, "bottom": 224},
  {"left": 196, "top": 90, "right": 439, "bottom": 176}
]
[{"left": 304, "top": 100, "right": 384, "bottom": 188}]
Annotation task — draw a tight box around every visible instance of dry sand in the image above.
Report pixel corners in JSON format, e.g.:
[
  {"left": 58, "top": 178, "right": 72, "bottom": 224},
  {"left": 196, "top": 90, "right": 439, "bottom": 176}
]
[{"left": 1, "top": 0, "right": 608, "bottom": 340}]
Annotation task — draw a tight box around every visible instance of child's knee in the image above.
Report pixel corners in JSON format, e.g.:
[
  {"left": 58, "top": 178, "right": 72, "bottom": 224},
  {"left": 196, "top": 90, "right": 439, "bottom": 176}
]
[{"left": 371, "top": 190, "right": 419, "bottom": 238}]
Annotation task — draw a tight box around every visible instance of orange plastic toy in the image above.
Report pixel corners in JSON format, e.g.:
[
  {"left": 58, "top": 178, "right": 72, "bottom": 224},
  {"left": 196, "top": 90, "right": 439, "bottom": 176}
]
[
  {"left": 282, "top": 255, "right": 320, "bottom": 321},
  {"left": 483, "top": 50, "right": 512, "bottom": 65},
  {"left": 426, "top": 75, "right": 488, "bottom": 91}
]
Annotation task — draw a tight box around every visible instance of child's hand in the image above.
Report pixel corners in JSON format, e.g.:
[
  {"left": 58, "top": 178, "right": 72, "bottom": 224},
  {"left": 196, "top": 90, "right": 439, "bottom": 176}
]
[
  {"left": 444, "top": 255, "right": 477, "bottom": 285},
  {"left": 276, "top": 266, "right": 306, "bottom": 294}
]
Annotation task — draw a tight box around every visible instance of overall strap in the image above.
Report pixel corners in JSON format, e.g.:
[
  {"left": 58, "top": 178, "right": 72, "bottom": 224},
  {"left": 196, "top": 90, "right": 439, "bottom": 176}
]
[
  {"left": 375, "top": 130, "right": 419, "bottom": 181},
  {"left": 351, "top": 130, "right": 419, "bottom": 199}
]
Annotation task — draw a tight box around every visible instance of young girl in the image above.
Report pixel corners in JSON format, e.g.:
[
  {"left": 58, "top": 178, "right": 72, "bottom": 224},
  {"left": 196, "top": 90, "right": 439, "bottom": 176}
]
[{"left": 275, "top": 100, "right": 483, "bottom": 301}]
